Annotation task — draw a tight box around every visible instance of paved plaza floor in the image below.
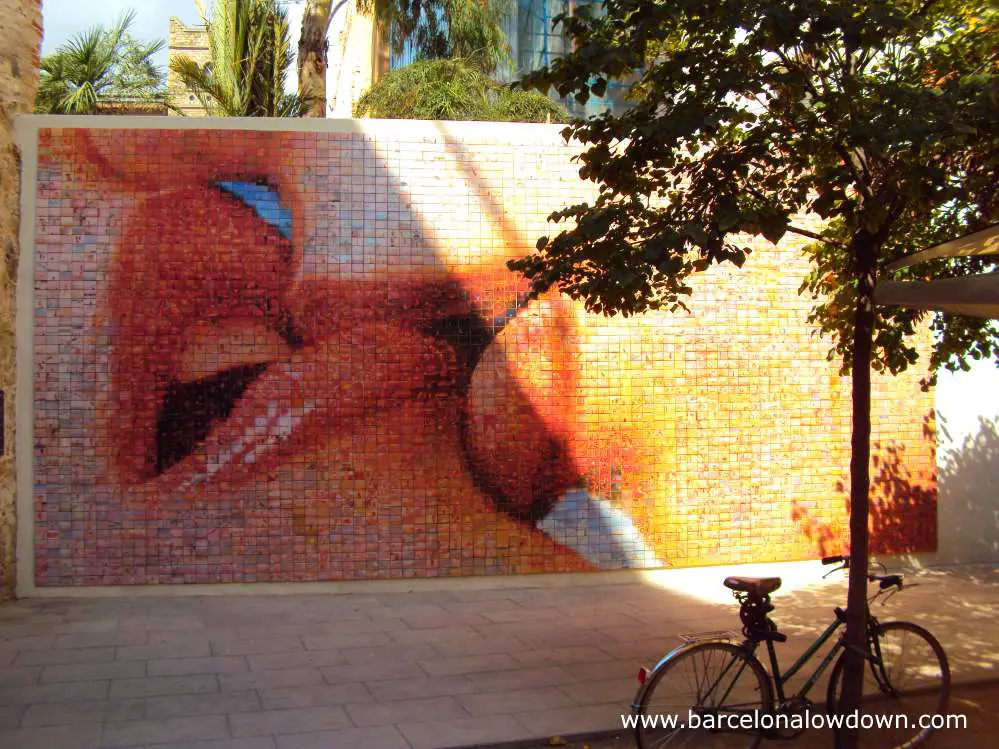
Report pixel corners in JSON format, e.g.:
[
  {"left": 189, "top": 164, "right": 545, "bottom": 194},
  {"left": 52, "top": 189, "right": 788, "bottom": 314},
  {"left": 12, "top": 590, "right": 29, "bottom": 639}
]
[{"left": 1, "top": 562, "right": 997, "bottom": 749}]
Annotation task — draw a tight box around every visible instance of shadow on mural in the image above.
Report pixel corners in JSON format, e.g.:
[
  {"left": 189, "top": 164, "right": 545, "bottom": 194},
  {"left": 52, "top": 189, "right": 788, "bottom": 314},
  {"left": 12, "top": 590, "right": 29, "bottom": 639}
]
[
  {"left": 791, "top": 413, "right": 937, "bottom": 558},
  {"left": 28, "top": 123, "right": 937, "bottom": 586}
]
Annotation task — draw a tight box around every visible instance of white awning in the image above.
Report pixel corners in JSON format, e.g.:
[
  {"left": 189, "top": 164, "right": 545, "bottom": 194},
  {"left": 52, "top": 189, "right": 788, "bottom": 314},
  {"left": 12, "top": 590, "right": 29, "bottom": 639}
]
[
  {"left": 875, "top": 225, "right": 999, "bottom": 320},
  {"left": 886, "top": 224, "right": 999, "bottom": 272},
  {"left": 874, "top": 274, "right": 999, "bottom": 319}
]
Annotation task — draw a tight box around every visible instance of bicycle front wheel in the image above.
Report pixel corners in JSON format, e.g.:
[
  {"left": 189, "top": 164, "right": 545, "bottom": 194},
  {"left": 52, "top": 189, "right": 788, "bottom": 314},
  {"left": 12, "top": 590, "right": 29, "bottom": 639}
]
[
  {"left": 635, "top": 641, "right": 772, "bottom": 749},
  {"left": 827, "top": 621, "right": 950, "bottom": 749}
]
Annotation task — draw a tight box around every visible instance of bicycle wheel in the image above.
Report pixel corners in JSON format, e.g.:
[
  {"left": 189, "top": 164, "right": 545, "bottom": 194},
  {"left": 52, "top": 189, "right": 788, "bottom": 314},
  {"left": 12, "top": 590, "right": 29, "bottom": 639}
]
[
  {"left": 827, "top": 621, "right": 950, "bottom": 749},
  {"left": 635, "top": 641, "right": 772, "bottom": 749}
]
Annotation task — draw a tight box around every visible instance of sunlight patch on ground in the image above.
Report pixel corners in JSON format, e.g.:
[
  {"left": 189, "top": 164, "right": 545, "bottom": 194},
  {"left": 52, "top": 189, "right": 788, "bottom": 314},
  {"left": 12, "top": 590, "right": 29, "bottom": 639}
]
[{"left": 641, "top": 560, "right": 842, "bottom": 604}]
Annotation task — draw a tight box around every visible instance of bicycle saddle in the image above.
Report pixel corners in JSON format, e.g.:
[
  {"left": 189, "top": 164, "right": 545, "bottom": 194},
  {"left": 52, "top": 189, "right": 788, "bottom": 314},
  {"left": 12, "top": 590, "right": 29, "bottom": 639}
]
[{"left": 724, "top": 576, "right": 782, "bottom": 596}]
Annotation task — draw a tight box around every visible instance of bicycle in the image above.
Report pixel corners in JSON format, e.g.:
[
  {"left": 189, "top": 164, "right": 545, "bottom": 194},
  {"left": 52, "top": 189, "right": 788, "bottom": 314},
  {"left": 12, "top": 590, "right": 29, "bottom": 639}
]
[{"left": 631, "top": 556, "right": 950, "bottom": 748}]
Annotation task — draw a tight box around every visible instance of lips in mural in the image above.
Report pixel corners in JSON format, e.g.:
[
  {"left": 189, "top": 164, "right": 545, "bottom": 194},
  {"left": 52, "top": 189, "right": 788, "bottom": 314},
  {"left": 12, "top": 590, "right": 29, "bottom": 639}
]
[
  {"left": 89, "top": 137, "right": 659, "bottom": 575},
  {"left": 106, "top": 182, "right": 470, "bottom": 500}
]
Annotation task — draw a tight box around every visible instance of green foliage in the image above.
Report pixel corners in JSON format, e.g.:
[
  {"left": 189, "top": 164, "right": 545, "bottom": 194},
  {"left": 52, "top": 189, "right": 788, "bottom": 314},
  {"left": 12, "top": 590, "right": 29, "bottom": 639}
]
[
  {"left": 36, "top": 10, "right": 168, "bottom": 114},
  {"left": 488, "top": 87, "right": 568, "bottom": 122},
  {"left": 361, "top": 0, "right": 513, "bottom": 75},
  {"left": 171, "top": 0, "right": 309, "bottom": 117},
  {"left": 512, "top": 0, "right": 998, "bottom": 379},
  {"left": 353, "top": 57, "right": 568, "bottom": 122}
]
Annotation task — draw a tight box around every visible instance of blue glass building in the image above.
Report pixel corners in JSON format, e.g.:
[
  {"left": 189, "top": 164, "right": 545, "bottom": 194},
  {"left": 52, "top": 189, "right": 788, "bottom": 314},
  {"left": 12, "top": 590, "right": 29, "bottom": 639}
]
[{"left": 388, "top": 1, "right": 631, "bottom": 117}]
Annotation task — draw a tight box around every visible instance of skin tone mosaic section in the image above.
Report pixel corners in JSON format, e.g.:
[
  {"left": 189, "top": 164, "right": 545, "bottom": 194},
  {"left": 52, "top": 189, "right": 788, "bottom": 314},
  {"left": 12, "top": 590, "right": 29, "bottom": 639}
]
[{"left": 30, "top": 127, "right": 936, "bottom": 586}]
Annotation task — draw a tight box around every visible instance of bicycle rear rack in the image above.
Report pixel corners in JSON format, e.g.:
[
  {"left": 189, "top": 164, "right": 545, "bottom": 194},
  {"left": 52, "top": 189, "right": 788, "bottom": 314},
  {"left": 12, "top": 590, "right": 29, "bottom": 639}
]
[{"left": 677, "top": 630, "right": 741, "bottom": 644}]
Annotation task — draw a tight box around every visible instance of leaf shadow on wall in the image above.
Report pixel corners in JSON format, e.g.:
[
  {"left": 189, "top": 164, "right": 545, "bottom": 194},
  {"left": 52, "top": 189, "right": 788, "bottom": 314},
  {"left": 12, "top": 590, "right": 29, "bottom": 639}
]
[
  {"left": 791, "top": 410, "right": 937, "bottom": 557},
  {"left": 935, "top": 412, "right": 999, "bottom": 562}
]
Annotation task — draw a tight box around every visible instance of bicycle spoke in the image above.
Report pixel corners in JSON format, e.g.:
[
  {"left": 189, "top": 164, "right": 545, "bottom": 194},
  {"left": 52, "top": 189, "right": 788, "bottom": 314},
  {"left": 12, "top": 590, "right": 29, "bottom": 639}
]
[
  {"left": 636, "top": 642, "right": 770, "bottom": 749},
  {"left": 828, "top": 621, "right": 949, "bottom": 749}
]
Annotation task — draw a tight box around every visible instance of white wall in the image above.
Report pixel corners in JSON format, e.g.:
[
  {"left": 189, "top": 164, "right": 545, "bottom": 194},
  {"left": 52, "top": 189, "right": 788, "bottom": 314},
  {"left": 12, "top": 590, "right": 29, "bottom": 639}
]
[
  {"left": 285, "top": 3, "right": 377, "bottom": 117},
  {"left": 924, "top": 357, "right": 999, "bottom": 564}
]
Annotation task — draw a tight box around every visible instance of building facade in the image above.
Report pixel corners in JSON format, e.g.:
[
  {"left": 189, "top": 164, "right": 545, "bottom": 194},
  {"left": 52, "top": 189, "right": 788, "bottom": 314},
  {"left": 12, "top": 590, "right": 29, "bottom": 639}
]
[
  {"left": 168, "top": 3, "right": 627, "bottom": 119},
  {"left": 167, "top": 18, "right": 213, "bottom": 117}
]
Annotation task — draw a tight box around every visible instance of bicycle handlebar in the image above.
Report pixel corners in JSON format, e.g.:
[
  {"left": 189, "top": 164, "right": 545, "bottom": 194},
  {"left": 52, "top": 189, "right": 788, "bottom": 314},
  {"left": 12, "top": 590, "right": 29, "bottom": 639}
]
[{"left": 819, "top": 555, "right": 903, "bottom": 593}]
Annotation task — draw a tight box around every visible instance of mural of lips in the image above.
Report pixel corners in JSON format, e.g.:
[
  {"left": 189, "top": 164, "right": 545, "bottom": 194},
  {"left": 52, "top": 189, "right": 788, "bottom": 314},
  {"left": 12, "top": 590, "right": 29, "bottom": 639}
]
[{"left": 29, "top": 125, "right": 937, "bottom": 587}]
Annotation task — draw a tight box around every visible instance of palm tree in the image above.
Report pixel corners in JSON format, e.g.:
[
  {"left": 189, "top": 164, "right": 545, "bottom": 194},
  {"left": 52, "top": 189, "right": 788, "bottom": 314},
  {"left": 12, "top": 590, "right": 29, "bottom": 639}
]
[
  {"left": 36, "top": 10, "right": 168, "bottom": 114},
  {"left": 298, "top": 0, "right": 346, "bottom": 117},
  {"left": 297, "top": 1, "right": 513, "bottom": 118},
  {"left": 171, "top": 0, "right": 309, "bottom": 117}
]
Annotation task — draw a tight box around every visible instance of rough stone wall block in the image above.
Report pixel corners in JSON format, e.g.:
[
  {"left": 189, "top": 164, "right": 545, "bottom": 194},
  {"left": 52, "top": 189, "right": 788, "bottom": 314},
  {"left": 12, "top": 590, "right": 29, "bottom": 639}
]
[{"left": 0, "top": 0, "right": 42, "bottom": 601}]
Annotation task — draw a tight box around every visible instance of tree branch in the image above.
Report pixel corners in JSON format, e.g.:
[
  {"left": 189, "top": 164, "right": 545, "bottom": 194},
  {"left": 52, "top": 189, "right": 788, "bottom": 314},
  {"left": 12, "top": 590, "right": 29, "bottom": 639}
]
[
  {"left": 741, "top": 181, "right": 847, "bottom": 249},
  {"left": 773, "top": 48, "right": 874, "bottom": 202},
  {"left": 787, "top": 224, "right": 847, "bottom": 247}
]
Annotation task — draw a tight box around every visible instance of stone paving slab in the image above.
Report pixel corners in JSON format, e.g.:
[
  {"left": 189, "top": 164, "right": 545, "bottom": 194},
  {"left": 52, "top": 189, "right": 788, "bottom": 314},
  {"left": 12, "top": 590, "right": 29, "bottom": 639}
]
[{"left": 0, "top": 563, "right": 996, "bottom": 748}]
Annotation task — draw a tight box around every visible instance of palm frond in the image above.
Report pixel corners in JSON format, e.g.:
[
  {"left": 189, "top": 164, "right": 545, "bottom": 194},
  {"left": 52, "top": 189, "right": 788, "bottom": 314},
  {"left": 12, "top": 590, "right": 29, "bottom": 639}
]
[
  {"left": 170, "top": 54, "right": 234, "bottom": 116},
  {"left": 185, "top": 0, "right": 305, "bottom": 118},
  {"left": 35, "top": 9, "right": 168, "bottom": 114}
]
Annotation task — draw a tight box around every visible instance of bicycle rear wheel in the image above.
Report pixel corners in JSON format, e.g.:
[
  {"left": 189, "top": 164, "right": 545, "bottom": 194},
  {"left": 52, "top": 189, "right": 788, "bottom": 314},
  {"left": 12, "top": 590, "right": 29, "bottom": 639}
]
[
  {"left": 634, "top": 641, "right": 772, "bottom": 749},
  {"left": 827, "top": 621, "right": 950, "bottom": 749}
]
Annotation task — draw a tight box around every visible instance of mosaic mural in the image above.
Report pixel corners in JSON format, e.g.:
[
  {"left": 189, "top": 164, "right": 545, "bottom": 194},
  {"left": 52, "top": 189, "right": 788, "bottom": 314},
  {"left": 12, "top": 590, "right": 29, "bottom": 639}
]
[{"left": 30, "top": 125, "right": 937, "bottom": 586}]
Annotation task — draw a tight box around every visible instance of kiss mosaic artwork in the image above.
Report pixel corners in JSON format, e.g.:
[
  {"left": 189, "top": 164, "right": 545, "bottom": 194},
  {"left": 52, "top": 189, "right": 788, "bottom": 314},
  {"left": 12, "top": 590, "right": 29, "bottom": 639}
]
[{"left": 28, "top": 123, "right": 937, "bottom": 586}]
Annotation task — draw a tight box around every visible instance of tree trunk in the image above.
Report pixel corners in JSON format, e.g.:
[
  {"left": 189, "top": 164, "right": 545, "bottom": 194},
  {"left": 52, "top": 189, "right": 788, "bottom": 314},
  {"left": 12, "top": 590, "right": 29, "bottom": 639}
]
[
  {"left": 298, "top": 0, "right": 337, "bottom": 117},
  {"left": 834, "top": 232, "right": 877, "bottom": 749}
]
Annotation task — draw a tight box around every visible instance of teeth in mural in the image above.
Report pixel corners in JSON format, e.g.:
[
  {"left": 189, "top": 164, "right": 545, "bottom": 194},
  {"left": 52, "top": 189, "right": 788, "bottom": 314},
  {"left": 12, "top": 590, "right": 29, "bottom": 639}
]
[
  {"left": 538, "top": 489, "right": 662, "bottom": 570},
  {"left": 155, "top": 325, "right": 457, "bottom": 500}
]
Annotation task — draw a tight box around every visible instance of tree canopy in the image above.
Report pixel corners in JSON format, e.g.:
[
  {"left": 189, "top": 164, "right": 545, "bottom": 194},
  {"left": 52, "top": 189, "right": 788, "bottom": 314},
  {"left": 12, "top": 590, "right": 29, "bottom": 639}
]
[
  {"left": 36, "top": 10, "right": 168, "bottom": 114},
  {"left": 512, "top": 3, "right": 997, "bottom": 746},
  {"left": 515, "top": 1, "right": 996, "bottom": 348},
  {"left": 353, "top": 57, "right": 567, "bottom": 121},
  {"left": 171, "top": 0, "right": 309, "bottom": 117},
  {"left": 365, "top": 0, "right": 513, "bottom": 75}
]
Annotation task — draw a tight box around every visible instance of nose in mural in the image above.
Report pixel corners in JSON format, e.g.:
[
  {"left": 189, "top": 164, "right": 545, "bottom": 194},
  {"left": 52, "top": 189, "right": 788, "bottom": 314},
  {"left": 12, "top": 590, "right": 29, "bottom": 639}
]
[
  {"left": 96, "top": 145, "right": 656, "bottom": 572},
  {"left": 106, "top": 182, "right": 461, "bottom": 500}
]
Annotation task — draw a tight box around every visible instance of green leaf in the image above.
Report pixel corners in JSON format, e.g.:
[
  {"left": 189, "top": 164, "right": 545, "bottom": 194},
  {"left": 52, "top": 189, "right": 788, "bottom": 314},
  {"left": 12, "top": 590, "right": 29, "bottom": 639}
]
[{"left": 760, "top": 214, "right": 787, "bottom": 245}]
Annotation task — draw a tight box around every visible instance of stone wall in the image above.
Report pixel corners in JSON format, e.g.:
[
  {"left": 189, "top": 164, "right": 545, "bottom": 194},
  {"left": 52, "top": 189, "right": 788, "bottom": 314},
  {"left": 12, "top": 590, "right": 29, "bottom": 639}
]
[
  {"left": 167, "top": 17, "right": 210, "bottom": 117},
  {"left": 20, "top": 121, "right": 938, "bottom": 588},
  {"left": 0, "top": 0, "right": 41, "bottom": 600}
]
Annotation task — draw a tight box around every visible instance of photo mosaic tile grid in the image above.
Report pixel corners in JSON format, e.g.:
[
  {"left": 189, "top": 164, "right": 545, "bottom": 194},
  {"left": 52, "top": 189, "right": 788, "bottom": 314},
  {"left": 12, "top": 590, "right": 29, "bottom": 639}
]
[{"left": 30, "top": 126, "right": 937, "bottom": 586}]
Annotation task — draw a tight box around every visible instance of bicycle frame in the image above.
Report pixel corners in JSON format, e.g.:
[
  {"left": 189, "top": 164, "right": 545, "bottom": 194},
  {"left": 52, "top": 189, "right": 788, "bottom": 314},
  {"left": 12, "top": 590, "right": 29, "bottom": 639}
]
[
  {"left": 754, "top": 613, "right": 845, "bottom": 705},
  {"left": 639, "top": 613, "right": 851, "bottom": 715},
  {"left": 633, "top": 607, "right": 903, "bottom": 742}
]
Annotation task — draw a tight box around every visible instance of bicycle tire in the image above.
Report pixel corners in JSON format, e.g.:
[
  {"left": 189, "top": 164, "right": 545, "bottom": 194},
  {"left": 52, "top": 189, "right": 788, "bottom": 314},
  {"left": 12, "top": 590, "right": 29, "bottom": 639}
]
[
  {"left": 634, "top": 640, "right": 773, "bottom": 749},
  {"left": 826, "top": 621, "right": 950, "bottom": 749}
]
